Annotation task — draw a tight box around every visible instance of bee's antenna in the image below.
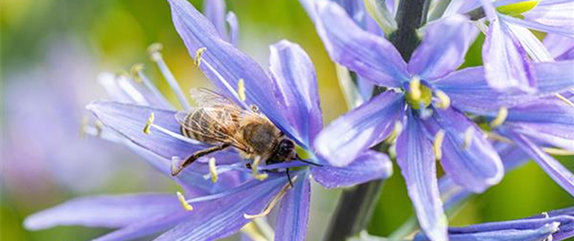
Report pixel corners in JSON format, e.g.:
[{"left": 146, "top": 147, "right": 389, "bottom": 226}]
[
  {"left": 298, "top": 159, "right": 323, "bottom": 167},
  {"left": 286, "top": 168, "right": 293, "bottom": 188}
]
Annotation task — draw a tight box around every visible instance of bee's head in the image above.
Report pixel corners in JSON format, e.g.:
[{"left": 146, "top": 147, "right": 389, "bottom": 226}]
[{"left": 271, "top": 139, "right": 298, "bottom": 163}]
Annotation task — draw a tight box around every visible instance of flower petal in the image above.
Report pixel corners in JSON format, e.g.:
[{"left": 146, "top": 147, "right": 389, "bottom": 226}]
[
  {"left": 88, "top": 101, "right": 211, "bottom": 159},
  {"left": 424, "top": 108, "right": 504, "bottom": 193},
  {"left": 93, "top": 210, "right": 189, "bottom": 241},
  {"left": 24, "top": 194, "right": 178, "bottom": 230},
  {"left": 275, "top": 172, "right": 311, "bottom": 241},
  {"left": 408, "top": 14, "right": 478, "bottom": 80},
  {"left": 308, "top": 0, "right": 408, "bottom": 87},
  {"left": 168, "top": 0, "right": 294, "bottom": 137},
  {"left": 202, "top": 0, "right": 228, "bottom": 41},
  {"left": 434, "top": 61, "right": 574, "bottom": 114},
  {"left": 154, "top": 175, "right": 289, "bottom": 241},
  {"left": 502, "top": 14, "right": 574, "bottom": 38},
  {"left": 483, "top": 18, "right": 536, "bottom": 92},
  {"left": 313, "top": 91, "right": 404, "bottom": 167},
  {"left": 524, "top": 1, "right": 574, "bottom": 28},
  {"left": 440, "top": 142, "right": 529, "bottom": 210},
  {"left": 544, "top": 33, "right": 574, "bottom": 60},
  {"left": 508, "top": 131, "right": 574, "bottom": 196},
  {"left": 311, "top": 150, "right": 393, "bottom": 189},
  {"left": 414, "top": 217, "right": 569, "bottom": 241},
  {"left": 269, "top": 40, "right": 322, "bottom": 146},
  {"left": 396, "top": 111, "right": 447, "bottom": 241}
]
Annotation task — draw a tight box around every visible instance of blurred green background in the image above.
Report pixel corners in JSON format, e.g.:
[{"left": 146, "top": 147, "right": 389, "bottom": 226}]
[{"left": 1, "top": 0, "right": 572, "bottom": 240}]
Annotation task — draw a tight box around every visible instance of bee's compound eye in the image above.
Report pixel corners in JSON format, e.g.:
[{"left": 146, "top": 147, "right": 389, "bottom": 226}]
[{"left": 278, "top": 139, "right": 295, "bottom": 157}]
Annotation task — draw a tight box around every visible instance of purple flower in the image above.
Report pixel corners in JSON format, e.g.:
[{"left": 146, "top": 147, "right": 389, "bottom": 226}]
[
  {"left": 453, "top": 0, "right": 574, "bottom": 92},
  {"left": 25, "top": 0, "right": 392, "bottom": 240},
  {"left": 415, "top": 206, "right": 574, "bottom": 241},
  {"left": 302, "top": 0, "right": 574, "bottom": 239}
]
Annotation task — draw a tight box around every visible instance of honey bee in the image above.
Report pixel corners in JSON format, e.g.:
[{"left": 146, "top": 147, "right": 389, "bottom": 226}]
[{"left": 171, "top": 88, "right": 301, "bottom": 176}]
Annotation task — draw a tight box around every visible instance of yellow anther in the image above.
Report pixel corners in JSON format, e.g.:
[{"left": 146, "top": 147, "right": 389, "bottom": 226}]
[
  {"left": 176, "top": 191, "right": 193, "bottom": 211},
  {"left": 490, "top": 107, "right": 508, "bottom": 127},
  {"left": 130, "top": 64, "right": 145, "bottom": 83},
  {"left": 240, "top": 223, "right": 267, "bottom": 241},
  {"left": 555, "top": 93, "right": 574, "bottom": 108},
  {"left": 542, "top": 211, "right": 550, "bottom": 218},
  {"left": 543, "top": 147, "right": 574, "bottom": 156},
  {"left": 384, "top": 121, "right": 403, "bottom": 144},
  {"left": 434, "top": 90, "right": 451, "bottom": 109},
  {"left": 485, "top": 132, "right": 513, "bottom": 143},
  {"left": 389, "top": 143, "right": 397, "bottom": 160},
  {"left": 208, "top": 157, "right": 218, "bottom": 183},
  {"left": 462, "top": 127, "right": 475, "bottom": 149},
  {"left": 244, "top": 177, "right": 296, "bottom": 219},
  {"left": 143, "top": 112, "right": 155, "bottom": 134},
  {"left": 80, "top": 116, "right": 88, "bottom": 139},
  {"left": 433, "top": 130, "right": 446, "bottom": 161},
  {"left": 194, "top": 47, "right": 207, "bottom": 67},
  {"left": 409, "top": 77, "right": 422, "bottom": 101},
  {"left": 251, "top": 156, "right": 268, "bottom": 181},
  {"left": 95, "top": 120, "right": 104, "bottom": 137},
  {"left": 147, "top": 43, "right": 164, "bottom": 62},
  {"left": 237, "top": 78, "right": 246, "bottom": 102}
]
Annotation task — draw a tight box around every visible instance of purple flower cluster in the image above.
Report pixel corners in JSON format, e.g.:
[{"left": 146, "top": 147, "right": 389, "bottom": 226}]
[{"left": 23, "top": 0, "right": 574, "bottom": 241}]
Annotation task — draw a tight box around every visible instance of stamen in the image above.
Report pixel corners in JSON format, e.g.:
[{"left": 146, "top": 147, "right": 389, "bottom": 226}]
[
  {"left": 94, "top": 120, "right": 104, "bottom": 137},
  {"left": 197, "top": 57, "right": 250, "bottom": 110},
  {"left": 143, "top": 112, "right": 155, "bottom": 134},
  {"left": 542, "top": 212, "right": 550, "bottom": 218},
  {"left": 485, "top": 132, "right": 513, "bottom": 143},
  {"left": 130, "top": 64, "right": 144, "bottom": 83},
  {"left": 132, "top": 64, "right": 172, "bottom": 108},
  {"left": 384, "top": 121, "right": 403, "bottom": 144},
  {"left": 408, "top": 77, "right": 422, "bottom": 102},
  {"left": 208, "top": 157, "right": 218, "bottom": 183},
  {"left": 389, "top": 143, "right": 397, "bottom": 160},
  {"left": 244, "top": 177, "right": 296, "bottom": 219},
  {"left": 240, "top": 222, "right": 267, "bottom": 241},
  {"left": 148, "top": 43, "right": 192, "bottom": 110},
  {"left": 543, "top": 147, "right": 574, "bottom": 156},
  {"left": 555, "top": 93, "right": 574, "bottom": 108},
  {"left": 490, "top": 107, "right": 508, "bottom": 127},
  {"left": 434, "top": 90, "right": 451, "bottom": 109},
  {"left": 150, "top": 123, "right": 202, "bottom": 145},
  {"left": 80, "top": 116, "right": 89, "bottom": 139},
  {"left": 237, "top": 78, "right": 246, "bottom": 102},
  {"left": 194, "top": 47, "right": 207, "bottom": 67},
  {"left": 462, "top": 127, "right": 475, "bottom": 149},
  {"left": 176, "top": 191, "right": 194, "bottom": 211},
  {"left": 251, "top": 156, "right": 269, "bottom": 181},
  {"left": 433, "top": 130, "right": 446, "bottom": 161}
]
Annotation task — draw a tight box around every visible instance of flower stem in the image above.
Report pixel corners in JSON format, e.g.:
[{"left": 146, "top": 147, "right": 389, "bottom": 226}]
[{"left": 325, "top": 1, "right": 430, "bottom": 240}]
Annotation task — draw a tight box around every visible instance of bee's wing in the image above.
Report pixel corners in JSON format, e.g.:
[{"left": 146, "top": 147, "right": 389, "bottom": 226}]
[
  {"left": 190, "top": 88, "right": 237, "bottom": 108},
  {"left": 176, "top": 107, "right": 252, "bottom": 152}
]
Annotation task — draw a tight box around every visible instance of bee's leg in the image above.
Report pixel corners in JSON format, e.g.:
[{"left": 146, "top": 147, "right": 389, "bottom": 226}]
[
  {"left": 286, "top": 168, "right": 293, "bottom": 188},
  {"left": 171, "top": 143, "right": 231, "bottom": 176}
]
